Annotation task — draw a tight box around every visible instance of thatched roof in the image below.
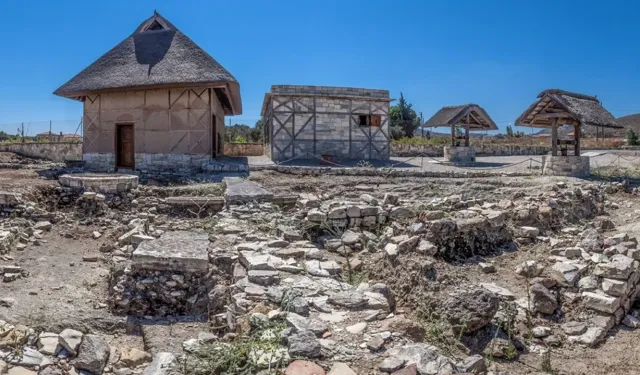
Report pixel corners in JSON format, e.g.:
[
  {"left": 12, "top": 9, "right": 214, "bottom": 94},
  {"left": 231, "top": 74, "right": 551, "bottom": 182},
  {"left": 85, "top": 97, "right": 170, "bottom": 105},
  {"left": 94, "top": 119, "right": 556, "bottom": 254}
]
[
  {"left": 54, "top": 11, "right": 241, "bottom": 114},
  {"left": 515, "top": 89, "right": 620, "bottom": 129},
  {"left": 422, "top": 104, "right": 498, "bottom": 130}
]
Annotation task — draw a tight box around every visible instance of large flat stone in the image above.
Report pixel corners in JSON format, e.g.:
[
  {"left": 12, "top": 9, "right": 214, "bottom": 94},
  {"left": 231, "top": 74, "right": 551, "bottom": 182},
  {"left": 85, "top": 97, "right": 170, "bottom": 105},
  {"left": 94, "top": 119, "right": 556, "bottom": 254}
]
[
  {"left": 132, "top": 231, "right": 209, "bottom": 272},
  {"left": 224, "top": 177, "right": 273, "bottom": 204}
]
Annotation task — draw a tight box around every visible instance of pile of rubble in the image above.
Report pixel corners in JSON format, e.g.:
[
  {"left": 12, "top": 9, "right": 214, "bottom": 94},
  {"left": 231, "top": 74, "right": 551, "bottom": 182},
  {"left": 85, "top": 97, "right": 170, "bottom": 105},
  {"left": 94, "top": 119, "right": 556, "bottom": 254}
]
[
  {"left": 110, "top": 231, "right": 214, "bottom": 316},
  {"left": 0, "top": 321, "right": 159, "bottom": 375}
]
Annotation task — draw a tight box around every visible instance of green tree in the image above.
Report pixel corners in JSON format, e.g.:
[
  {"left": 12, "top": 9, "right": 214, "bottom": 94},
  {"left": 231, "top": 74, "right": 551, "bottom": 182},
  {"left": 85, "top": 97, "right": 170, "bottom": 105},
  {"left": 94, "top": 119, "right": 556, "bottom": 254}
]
[
  {"left": 251, "top": 119, "right": 264, "bottom": 143},
  {"left": 389, "top": 93, "right": 421, "bottom": 138},
  {"left": 234, "top": 135, "right": 248, "bottom": 143},
  {"left": 627, "top": 128, "right": 639, "bottom": 146},
  {"left": 506, "top": 125, "right": 514, "bottom": 137}
]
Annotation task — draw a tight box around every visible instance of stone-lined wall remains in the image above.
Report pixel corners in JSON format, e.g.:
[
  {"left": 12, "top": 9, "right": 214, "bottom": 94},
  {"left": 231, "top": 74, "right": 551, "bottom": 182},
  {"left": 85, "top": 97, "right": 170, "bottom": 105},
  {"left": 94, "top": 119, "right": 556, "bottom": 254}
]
[
  {"left": 59, "top": 174, "right": 138, "bottom": 193},
  {"left": 391, "top": 143, "right": 551, "bottom": 157},
  {"left": 444, "top": 146, "right": 476, "bottom": 163},
  {"left": 263, "top": 85, "right": 392, "bottom": 162},
  {"left": 0, "top": 142, "right": 82, "bottom": 162},
  {"left": 224, "top": 143, "right": 264, "bottom": 156},
  {"left": 542, "top": 155, "right": 590, "bottom": 177}
]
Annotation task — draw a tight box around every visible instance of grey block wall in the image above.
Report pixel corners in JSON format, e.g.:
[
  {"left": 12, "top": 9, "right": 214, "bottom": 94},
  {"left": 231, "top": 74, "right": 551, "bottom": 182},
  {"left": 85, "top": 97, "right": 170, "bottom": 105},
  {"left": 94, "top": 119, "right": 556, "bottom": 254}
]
[{"left": 264, "top": 86, "right": 390, "bottom": 162}]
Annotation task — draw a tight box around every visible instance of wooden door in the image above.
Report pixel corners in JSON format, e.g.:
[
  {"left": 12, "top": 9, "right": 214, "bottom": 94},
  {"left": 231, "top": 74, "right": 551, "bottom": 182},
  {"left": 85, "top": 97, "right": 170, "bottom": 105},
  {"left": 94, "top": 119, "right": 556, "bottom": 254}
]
[{"left": 116, "top": 124, "right": 134, "bottom": 168}]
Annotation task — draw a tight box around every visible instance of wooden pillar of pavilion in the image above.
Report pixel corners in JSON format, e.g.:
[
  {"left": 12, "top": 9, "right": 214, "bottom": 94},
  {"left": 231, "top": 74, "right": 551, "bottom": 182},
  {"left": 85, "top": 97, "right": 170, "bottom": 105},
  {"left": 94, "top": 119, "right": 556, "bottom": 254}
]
[
  {"left": 464, "top": 125, "right": 470, "bottom": 147},
  {"left": 574, "top": 124, "right": 581, "bottom": 156},
  {"left": 551, "top": 118, "right": 558, "bottom": 156},
  {"left": 451, "top": 124, "right": 456, "bottom": 146}
]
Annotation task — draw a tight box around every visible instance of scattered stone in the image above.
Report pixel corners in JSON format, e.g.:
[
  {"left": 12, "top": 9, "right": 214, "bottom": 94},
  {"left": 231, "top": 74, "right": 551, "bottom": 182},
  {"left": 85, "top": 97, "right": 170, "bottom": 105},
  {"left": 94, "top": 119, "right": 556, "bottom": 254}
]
[
  {"left": 385, "top": 243, "right": 398, "bottom": 259},
  {"left": 622, "top": 314, "right": 640, "bottom": 328},
  {"left": 379, "top": 357, "right": 406, "bottom": 373},
  {"left": 341, "top": 230, "right": 361, "bottom": 245},
  {"left": 482, "top": 338, "right": 514, "bottom": 358},
  {"left": 74, "top": 334, "right": 110, "bottom": 374},
  {"left": 140, "top": 352, "right": 175, "bottom": 375},
  {"left": 327, "top": 362, "right": 357, "bottom": 375},
  {"left": 33, "top": 221, "right": 52, "bottom": 231},
  {"left": 562, "top": 321, "right": 587, "bottom": 336},
  {"left": 530, "top": 284, "right": 557, "bottom": 315},
  {"left": 457, "top": 354, "right": 487, "bottom": 374},
  {"left": 580, "top": 229, "right": 604, "bottom": 252},
  {"left": 367, "top": 335, "right": 385, "bottom": 351},
  {"left": 7, "top": 368, "right": 37, "bottom": 375},
  {"left": 515, "top": 260, "right": 544, "bottom": 278},
  {"left": 479, "top": 262, "right": 496, "bottom": 273},
  {"left": 550, "top": 262, "right": 583, "bottom": 286},
  {"left": 285, "top": 360, "right": 326, "bottom": 375},
  {"left": 119, "top": 348, "right": 152, "bottom": 367},
  {"left": 386, "top": 344, "right": 454, "bottom": 374},
  {"left": 480, "top": 283, "right": 515, "bottom": 300},
  {"left": 582, "top": 292, "right": 621, "bottom": 314},
  {"left": 518, "top": 226, "right": 540, "bottom": 238},
  {"left": 37, "top": 332, "right": 59, "bottom": 355},
  {"left": 346, "top": 322, "right": 367, "bottom": 334},
  {"left": 288, "top": 330, "right": 321, "bottom": 358},
  {"left": 59, "top": 329, "right": 83, "bottom": 355},
  {"left": 442, "top": 288, "right": 499, "bottom": 333},
  {"left": 532, "top": 326, "right": 552, "bottom": 338}
]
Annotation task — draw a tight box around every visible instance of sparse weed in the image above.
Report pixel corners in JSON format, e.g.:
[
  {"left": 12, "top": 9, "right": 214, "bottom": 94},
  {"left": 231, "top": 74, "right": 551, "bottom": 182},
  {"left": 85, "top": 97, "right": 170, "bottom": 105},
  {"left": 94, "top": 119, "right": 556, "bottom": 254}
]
[{"left": 181, "top": 320, "right": 287, "bottom": 375}]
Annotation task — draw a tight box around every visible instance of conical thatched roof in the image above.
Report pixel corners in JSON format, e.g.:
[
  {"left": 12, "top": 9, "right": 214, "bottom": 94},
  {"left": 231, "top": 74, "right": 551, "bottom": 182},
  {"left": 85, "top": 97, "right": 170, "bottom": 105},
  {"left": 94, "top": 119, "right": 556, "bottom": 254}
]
[
  {"left": 423, "top": 104, "right": 498, "bottom": 130},
  {"left": 515, "top": 89, "right": 619, "bottom": 129},
  {"left": 54, "top": 11, "right": 241, "bottom": 114}
]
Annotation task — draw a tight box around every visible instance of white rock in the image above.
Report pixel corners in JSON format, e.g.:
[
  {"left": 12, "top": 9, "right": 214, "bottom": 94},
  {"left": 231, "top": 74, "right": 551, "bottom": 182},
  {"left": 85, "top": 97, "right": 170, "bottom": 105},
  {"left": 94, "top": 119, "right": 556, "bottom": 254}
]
[{"left": 346, "top": 322, "right": 367, "bottom": 334}]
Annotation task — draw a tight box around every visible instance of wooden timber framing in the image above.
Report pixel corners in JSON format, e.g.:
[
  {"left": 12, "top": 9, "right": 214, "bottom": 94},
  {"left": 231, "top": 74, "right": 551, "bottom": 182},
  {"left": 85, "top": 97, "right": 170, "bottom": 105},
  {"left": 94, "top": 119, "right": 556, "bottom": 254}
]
[
  {"left": 262, "top": 87, "right": 391, "bottom": 162},
  {"left": 515, "top": 89, "right": 622, "bottom": 157}
]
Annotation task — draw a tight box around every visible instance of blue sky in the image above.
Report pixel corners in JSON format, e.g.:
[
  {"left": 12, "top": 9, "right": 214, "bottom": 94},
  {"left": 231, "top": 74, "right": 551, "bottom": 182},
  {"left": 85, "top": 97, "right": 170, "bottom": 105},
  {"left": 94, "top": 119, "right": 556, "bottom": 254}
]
[{"left": 1, "top": 0, "right": 639, "bottom": 135}]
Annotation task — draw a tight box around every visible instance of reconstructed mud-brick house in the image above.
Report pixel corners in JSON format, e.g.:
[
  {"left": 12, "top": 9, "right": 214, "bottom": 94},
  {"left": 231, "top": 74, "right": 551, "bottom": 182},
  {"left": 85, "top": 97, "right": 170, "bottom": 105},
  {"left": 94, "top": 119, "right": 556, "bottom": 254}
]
[
  {"left": 261, "top": 86, "right": 392, "bottom": 162},
  {"left": 54, "top": 12, "right": 242, "bottom": 174}
]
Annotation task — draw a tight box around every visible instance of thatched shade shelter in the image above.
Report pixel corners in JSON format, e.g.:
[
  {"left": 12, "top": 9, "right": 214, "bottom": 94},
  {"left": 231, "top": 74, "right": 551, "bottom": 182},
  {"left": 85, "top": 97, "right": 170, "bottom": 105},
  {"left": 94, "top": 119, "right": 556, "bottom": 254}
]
[
  {"left": 54, "top": 11, "right": 242, "bottom": 174},
  {"left": 423, "top": 104, "right": 498, "bottom": 147},
  {"left": 515, "top": 89, "right": 621, "bottom": 156}
]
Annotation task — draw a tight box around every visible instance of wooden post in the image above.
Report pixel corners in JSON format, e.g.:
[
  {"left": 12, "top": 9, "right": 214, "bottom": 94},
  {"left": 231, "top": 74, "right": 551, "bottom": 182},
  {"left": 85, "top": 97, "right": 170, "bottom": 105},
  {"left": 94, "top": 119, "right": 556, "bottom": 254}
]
[
  {"left": 575, "top": 124, "right": 581, "bottom": 156},
  {"left": 464, "top": 125, "right": 470, "bottom": 147},
  {"left": 451, "top": 124, "right": 455, "bottom": 146},
  {"left": 49, "top": 120, "right": 52, "bottom": 142},
  {"left": 551, "top": 118, "right": 558, "bottom": 156}
]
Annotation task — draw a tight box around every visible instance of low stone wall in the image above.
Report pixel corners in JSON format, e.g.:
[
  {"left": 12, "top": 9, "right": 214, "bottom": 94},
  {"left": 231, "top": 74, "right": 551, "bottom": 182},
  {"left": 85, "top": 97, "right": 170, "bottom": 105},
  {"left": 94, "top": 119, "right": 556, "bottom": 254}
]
[
  {"left": 224, "top": 143, "right": 264, "bottom": 156},
  {"left": 250, "top": 164, "right": 533, "bottom": 178},
  {"left": 0, "top": 142, "right": 82, "bottom": 162},
  {"left": 444, "top": 146, "right": 475, "bottom": 163},
  {"left": 59, "top": 173, "right": 139, "bottom": 193},
  {"left": 542, "top": 155, "right": 590, "bottom": 177},
  {"left": 391, "top": 143, "right": 551, "bottom": 157}
]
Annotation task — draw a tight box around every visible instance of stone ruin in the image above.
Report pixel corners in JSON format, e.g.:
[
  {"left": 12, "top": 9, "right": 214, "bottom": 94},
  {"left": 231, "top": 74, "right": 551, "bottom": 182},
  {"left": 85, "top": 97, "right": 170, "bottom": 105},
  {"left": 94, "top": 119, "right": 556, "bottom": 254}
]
[{"left": 110, "top": 231, "right": 214, "bottom": 317}]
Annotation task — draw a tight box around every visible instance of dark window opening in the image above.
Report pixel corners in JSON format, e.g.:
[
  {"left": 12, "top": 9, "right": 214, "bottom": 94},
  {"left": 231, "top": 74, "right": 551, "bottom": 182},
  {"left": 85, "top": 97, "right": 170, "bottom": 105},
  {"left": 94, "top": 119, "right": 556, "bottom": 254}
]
[
  {"left": 146, "top": 20, "right": 165, "bottom": 31},
  {"left": 358, "top": 115, "right": 381, "bottom": 127}
]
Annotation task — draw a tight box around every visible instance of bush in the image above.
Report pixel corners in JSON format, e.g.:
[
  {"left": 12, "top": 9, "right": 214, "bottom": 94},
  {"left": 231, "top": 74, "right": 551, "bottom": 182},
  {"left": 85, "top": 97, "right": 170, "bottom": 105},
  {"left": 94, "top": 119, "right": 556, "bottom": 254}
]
[{"left": 626, "top": 128, "right": 639, "bottom": 146}]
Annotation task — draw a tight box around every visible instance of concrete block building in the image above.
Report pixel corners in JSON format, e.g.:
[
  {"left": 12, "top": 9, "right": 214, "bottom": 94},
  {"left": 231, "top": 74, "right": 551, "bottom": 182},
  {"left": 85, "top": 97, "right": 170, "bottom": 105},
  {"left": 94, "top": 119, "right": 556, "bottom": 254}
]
[
  {"left": 261, "top": 85, "right": 393, "bottom": 162},
  {"left": 54, "top": 11, "right": 242, "bottom": 174}
]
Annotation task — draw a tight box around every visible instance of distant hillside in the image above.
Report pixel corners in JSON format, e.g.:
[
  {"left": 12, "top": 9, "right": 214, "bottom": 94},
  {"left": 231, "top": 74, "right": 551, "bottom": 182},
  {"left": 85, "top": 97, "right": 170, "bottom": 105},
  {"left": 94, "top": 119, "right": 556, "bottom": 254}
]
[{"left": 617, "top": 113, "right": 640, "bottom": 134}]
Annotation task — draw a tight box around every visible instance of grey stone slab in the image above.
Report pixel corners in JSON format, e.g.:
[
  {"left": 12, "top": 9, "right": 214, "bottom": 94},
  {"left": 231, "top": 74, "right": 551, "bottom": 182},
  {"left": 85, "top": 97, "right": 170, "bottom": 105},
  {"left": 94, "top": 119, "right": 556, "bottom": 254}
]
[
  {"left": 132, "top": 231, "right": 209, "bottom": 272},
  {"left": 224, "top": 177, "right": 273, "bottom": 203}
]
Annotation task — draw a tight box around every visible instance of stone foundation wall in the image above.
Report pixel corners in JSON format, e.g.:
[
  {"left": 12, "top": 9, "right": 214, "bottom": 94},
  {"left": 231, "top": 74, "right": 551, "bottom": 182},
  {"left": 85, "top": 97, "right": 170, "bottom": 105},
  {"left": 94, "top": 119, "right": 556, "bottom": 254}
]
[
  {"left": 59, "top": 174, "right": 138, "bottom": 193},
  {"left": 542, "top": 155, "right": 590, "bottom": 177},
  {"left": 444, "top": 146, "right": 476, "bottom": 163},
  {"left": 391, "top": 144, "right": 551, "bottom": 157},
  {"left": 83, "top": 152, "right": 211, "bottom": 175},
  {"left": 0, "top": 142, "right": 82, "bottom": 162}
]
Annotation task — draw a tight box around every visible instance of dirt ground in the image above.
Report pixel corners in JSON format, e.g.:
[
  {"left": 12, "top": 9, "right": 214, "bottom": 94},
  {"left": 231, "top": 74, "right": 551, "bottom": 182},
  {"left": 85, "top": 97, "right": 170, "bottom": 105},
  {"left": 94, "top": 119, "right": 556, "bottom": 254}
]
[{"left": 3, "top": 159, "right": 640, "bottom": 374}]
